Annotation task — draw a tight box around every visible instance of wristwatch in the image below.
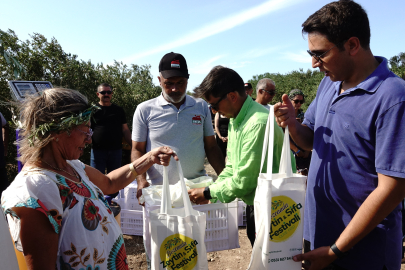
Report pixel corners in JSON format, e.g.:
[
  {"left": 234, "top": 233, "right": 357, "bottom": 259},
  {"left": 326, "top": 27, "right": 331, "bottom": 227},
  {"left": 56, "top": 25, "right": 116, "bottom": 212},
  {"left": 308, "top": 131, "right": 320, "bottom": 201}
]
[
  {"left": 330, "top": 243, "right": 348, "bottom": 258},
  {"left": 203, "top": 186, "right": 212, "bottom": 200}
]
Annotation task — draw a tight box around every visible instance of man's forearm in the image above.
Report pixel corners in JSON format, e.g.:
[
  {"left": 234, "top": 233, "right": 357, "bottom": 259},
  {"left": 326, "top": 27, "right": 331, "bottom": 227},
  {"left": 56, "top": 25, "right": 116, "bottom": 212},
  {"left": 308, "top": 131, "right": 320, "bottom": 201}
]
[
  {"left": 2, "top": 126, "right": 8, "bottom": 155},
  {"left": 334, "top": 173, "right": 405, "bottom": 253},
  {"left": 288, "top": 122, "right": 314, "bottom": 151},
  {"left": 123, "top": 130, "right": 132, "bottom": 146}
]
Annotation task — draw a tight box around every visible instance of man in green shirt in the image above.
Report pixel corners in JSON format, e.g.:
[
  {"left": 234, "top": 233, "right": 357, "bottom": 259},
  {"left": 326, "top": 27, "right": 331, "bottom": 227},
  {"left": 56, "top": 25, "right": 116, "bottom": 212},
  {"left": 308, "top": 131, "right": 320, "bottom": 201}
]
[{"left": 188, "top": 66, "right": 293, "bottom": 246}]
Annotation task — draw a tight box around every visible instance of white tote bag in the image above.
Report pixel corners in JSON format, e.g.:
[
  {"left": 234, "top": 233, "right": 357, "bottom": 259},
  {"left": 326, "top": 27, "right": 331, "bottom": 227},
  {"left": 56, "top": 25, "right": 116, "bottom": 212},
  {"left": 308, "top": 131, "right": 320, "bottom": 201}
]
[
  {"left": 149, "top": 160, "right": 208, "bottom": 270},
  {"left": 248, "top": 105, "right": 307, "bottom": 270}
]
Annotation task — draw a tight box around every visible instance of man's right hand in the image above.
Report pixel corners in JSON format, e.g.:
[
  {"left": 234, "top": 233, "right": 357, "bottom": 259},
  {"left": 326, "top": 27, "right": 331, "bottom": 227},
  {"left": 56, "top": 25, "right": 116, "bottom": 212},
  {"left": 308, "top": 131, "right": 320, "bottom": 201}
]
[
  {"left": 274, "top": 94, "right": 297, "bottom": 129},
  {"left": 136, "top": 180, "right": 150, "bottom": 206},
  {"left": 275, "top": 94, "right": 315, "bottom": 151}
]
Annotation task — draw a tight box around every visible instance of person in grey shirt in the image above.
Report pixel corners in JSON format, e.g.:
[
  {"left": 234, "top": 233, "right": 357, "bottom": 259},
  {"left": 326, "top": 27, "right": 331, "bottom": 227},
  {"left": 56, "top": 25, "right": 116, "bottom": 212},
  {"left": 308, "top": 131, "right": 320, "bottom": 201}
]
[{"left": 131, "top": 52, "right": 225, "bottom": 205}]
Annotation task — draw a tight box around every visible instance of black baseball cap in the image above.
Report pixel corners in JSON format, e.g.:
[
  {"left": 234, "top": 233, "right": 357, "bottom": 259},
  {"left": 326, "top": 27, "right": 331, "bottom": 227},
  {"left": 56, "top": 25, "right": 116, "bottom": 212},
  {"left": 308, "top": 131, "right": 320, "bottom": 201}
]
[
  {"left": 159, "top": 52, "right": 189, "bottom": 79},
  {"left": 244, "top": 83, "right": 252, "bottom": 89}
]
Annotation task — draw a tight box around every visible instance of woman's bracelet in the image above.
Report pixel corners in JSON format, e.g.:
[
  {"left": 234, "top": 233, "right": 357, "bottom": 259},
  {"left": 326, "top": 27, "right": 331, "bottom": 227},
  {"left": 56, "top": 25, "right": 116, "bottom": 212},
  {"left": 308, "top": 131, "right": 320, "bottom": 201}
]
[{"left": 129, "top": 163, "right": 138, "bottom": 177}]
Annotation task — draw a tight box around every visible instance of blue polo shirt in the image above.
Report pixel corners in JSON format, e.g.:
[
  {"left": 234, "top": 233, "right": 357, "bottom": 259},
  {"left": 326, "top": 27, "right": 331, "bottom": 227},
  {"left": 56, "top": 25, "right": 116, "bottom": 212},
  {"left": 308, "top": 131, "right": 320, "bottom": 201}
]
[{"left": 303, "top": 57, "right": 405, "bottom": 270}]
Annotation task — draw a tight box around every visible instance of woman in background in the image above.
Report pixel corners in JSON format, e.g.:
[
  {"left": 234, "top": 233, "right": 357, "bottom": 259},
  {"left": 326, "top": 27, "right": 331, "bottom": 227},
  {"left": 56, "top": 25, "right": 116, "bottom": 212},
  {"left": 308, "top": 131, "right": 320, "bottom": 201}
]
[
  {"left": 214, "top": 112, "right": 229, "bottom": 162},
  {"left": 288, "top": 89, "right": 311, "bottom": 175}
]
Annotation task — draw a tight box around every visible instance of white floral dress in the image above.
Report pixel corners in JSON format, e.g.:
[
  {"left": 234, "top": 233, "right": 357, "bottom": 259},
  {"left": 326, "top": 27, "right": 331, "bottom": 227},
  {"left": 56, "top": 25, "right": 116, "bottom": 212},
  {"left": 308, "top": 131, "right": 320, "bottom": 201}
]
[{"left": 1, "top": 160, "right": 128, "bottom": 270}]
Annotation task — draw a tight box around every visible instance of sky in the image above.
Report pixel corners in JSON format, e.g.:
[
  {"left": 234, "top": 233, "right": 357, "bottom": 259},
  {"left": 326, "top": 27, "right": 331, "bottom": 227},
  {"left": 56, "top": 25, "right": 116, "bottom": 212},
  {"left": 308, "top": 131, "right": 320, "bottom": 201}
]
[{"left": 1, "top": 0, "right": 404, "bottom": 90}]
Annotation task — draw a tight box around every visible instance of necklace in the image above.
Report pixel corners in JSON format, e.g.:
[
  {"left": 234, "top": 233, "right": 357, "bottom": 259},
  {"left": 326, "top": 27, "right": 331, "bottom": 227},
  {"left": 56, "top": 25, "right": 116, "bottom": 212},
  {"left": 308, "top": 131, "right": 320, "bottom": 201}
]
[{"left": 42, "top": 160, "right": 80, "bottom": 180}]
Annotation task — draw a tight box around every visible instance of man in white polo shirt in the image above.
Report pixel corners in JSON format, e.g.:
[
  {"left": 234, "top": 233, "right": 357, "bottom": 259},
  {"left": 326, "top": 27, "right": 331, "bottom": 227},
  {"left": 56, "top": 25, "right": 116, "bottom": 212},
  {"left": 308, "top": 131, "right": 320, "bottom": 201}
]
[{"left": 131, "top": 52, "right": 225, "bottom": 204}]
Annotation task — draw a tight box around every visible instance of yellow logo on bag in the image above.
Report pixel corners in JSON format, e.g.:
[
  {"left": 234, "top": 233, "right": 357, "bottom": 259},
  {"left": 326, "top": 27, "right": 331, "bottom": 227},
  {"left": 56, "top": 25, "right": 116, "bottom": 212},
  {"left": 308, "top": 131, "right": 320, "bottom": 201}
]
[
  {"left": 269, "top": 195, "right": 302, "bottom": 242},
  {"left": 159, "top": 234, "right": 199, "bottom": 270}
]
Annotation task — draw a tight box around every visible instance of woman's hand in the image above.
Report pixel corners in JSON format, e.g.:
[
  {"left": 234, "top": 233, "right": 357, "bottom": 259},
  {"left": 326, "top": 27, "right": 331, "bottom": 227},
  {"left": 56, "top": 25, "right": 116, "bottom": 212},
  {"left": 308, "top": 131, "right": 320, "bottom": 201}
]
[
  {"left": 221, "top": 137, "right": 228, "bottom": 143},
  {"left": 87, "top": 146, "right": 178, "bottom": 195},
  {"left": 149, "top": 146, "right": 178, "bottom": 166}
]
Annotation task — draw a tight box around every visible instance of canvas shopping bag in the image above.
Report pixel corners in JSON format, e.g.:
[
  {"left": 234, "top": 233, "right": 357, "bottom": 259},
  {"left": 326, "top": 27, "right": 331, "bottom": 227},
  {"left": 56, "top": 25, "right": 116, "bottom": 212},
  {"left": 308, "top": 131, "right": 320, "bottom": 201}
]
[
  {"left": 149, "top": 160, "right": 208, "bottom": 270},
  {"left": 248, "top": 105, "right": 307, "bottom": 270}
]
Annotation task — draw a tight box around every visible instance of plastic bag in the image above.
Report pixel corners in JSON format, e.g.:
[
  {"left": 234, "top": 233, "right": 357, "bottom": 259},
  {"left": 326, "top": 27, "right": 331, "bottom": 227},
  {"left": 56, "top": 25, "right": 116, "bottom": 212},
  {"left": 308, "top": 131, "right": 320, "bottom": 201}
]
[{"left": 142, "top": 176, "right": 213, "bottom": 208}]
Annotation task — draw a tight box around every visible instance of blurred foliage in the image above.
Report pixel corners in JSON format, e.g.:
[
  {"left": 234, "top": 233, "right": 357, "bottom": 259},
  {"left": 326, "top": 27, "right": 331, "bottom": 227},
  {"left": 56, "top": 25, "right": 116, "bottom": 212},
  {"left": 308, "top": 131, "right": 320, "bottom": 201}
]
[
  {"left": 0, "top": 29, "right": 160, "bottom": 181},
  {"left": 389, "top": 52, "right": 405, "bottom": 80},
  {"left": 248, "top": 68, "right": 324, "bottom": 112}
]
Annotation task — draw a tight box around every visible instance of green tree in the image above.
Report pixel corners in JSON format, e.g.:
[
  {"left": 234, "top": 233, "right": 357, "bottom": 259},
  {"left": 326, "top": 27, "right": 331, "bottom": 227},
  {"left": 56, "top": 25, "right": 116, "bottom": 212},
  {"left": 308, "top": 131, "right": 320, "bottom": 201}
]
[
  {"left": 389, "top": 52, "right": 405, "bottom": 80},
  {"left": 249, "top": 68, "right": 324, "bottom": 111},
  {"left": 0, "top": 29, "right": 26, "bottom": 79},
  {"left": 0, "top": 28, "right": 160, "bottom": 181}
]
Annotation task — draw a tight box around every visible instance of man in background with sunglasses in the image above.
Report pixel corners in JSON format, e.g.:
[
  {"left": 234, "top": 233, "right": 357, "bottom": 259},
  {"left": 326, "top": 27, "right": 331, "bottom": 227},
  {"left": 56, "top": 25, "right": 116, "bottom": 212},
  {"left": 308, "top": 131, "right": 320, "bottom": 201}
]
[
  {"left": 255, "top": 78, "right": 276, "bottom": 110},
  {"left": 275, "top": 1, "right": 405, "bottom": 269},
  {"left": 91, "top": 83, "right": 132, "bottom": 197}
]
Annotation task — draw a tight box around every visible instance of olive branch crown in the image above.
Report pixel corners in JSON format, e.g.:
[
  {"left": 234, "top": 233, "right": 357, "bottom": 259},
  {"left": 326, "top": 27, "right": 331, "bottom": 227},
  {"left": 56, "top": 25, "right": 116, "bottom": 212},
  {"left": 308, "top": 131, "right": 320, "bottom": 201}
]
[{"left": 24, "top": 104, "right": 101, "bottom": 146}]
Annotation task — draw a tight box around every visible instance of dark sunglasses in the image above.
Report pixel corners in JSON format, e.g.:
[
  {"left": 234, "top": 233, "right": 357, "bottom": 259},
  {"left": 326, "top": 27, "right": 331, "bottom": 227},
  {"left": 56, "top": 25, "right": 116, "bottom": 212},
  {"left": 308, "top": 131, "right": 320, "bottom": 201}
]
[
  {"left": 98, "top": 90, "right": 112, "bottom": 95},
  {"left": 307, "top": 40, "right": 347, "bottom": 63},
  {"left": 261, "top": 89, "right": 276, "bottom": 96},
  {"left": 292, "top": 99, "right": 304, "bottom": 104},
  {"left": 209, "top": 92, "right": 229, "bottom": 111}
]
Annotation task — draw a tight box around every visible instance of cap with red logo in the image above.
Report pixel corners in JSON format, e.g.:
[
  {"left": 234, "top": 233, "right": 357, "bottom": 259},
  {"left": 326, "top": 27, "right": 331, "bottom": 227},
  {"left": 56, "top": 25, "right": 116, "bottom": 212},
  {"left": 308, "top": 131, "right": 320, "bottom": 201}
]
[
  {"left": 244, "top": 83, "right": 252, "bottom": 89},
  {"left": 159, "top": 52, "right": 189, "bottom": 79}
]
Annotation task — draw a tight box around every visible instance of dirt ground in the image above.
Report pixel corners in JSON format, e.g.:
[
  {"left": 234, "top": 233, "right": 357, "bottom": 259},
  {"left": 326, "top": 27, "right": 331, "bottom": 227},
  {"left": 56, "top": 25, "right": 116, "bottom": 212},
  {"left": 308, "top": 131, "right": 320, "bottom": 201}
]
[
  {"left": 123, "top": 227, "right": 252, "bottom": 270},
  {"left": 122, "top": 160, "right": 405, "bottom": 270}
]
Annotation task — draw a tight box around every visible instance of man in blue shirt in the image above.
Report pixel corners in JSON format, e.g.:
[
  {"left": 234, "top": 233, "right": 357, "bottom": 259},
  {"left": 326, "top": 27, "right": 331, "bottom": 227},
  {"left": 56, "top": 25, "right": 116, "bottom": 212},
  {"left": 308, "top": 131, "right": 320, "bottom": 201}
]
[{"left": 275, "top": 1, "right": 405, "bottom": 270}]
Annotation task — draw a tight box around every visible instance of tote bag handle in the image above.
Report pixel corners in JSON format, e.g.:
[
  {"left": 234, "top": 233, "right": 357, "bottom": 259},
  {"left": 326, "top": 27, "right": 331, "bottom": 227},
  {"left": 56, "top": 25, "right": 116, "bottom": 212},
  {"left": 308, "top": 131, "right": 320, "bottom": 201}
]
[
  {"left": 259, "top": 105, "right": 293, "bottom": 179},
  {"left": 160, "top": 159, "right": 195, "bottom": 216},
  {"left": 279, "top": 124, "right": 293, "bottom": 177}
]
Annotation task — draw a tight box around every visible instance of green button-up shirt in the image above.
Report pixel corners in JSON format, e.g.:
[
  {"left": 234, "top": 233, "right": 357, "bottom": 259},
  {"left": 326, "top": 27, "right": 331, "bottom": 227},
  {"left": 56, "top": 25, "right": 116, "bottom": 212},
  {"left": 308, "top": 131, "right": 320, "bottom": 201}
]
[{"left": 209, "top": 97, "right": 294, "bottom": 205}]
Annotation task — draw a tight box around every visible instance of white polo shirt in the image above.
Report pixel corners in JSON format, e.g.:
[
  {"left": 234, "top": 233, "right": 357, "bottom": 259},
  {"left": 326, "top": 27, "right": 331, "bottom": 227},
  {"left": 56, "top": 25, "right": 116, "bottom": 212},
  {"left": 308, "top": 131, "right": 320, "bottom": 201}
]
[{"left": 132, "top": 94, "right": 214, "bottom": 185}]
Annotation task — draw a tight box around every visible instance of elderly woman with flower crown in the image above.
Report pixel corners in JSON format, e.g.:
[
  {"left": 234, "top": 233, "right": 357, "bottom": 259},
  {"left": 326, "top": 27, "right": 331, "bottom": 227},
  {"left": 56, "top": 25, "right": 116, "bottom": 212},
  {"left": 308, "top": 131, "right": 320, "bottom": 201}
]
[{"left": 1, "top": 88, "right": 177, "bottom": 270}]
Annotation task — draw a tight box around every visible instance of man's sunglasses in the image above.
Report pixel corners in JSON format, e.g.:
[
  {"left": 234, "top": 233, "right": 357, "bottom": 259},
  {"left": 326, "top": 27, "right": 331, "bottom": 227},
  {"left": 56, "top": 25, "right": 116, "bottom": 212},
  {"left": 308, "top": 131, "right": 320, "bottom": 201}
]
[
  {"left": 209, "top": 92, "right": 229, "bottom": 111},
  {"left": 98, "top": 90, "right": 112, "bottom": 95},
  {"left": 261, "top": 89, "right": 276, "bottom": 96},
  {"left": 307, "top": 44, "right": 338, "bottom": 63},
  {"left": 292, "top": 99, "right": 304, "bottom": 104}
]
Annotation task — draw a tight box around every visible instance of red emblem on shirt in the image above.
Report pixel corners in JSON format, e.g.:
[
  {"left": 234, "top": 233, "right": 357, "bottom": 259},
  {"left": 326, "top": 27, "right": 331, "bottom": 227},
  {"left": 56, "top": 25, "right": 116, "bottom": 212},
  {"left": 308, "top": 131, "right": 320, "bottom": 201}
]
[{"left": 192, "top": 115, "right": 202, "bottom": 125}]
